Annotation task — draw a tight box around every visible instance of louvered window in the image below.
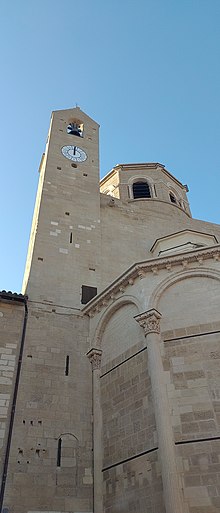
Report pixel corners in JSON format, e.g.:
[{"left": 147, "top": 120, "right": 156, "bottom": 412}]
[{"left": 133, "top": 182, "right": 151, "bottom": 199}]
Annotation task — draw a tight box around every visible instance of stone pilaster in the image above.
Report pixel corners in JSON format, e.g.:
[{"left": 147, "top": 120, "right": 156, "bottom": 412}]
[
  {"left": 87, "top": 348, "right": 103, "bottom": 513},
  {"left": 135, "top": 309, "right": 185, "bottom": 513}
]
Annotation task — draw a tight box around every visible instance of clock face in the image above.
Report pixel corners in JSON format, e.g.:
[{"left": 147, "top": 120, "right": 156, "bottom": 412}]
[{"left": 61, "top": 145, "right": 87, "bottom": 163}]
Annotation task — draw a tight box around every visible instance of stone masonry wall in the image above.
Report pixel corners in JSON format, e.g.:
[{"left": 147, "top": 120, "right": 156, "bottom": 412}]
[
  {"left": 162, "top": 322, "right": 220, "bottom": 513},
  {"left": 0, "top": 301, "right": 24, "bottom": 483},
  {"left": 101, "top": 303, "right": 144, "bottom": 367},
  {"left": 100, "top": 301, "right": 163, "bottom": 513},
  {"left": 101, "top": 349, "right": 156, "bottom": 468},
  {"left": 103, "top": 451, "right": 164, "bottom": 513},
  {"left": 101, "top": 347, "right": 164, "bottom": 513},
  {"left": 3, "top": 303, "right": 93, "bottom": 513}
]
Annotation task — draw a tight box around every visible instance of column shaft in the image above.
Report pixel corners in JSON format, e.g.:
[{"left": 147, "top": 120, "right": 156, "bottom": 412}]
[
  {"left": 147, "top": 332, "right": 184, "bottom": 513},
  {"left": 87, "top": 348, "right": 103, "bottom": 513},
  {"left": 92, "top": 367, "right": 103, "bottom": 513},
  {"left": 135, "top": 310, "right": 185, "bottom": 513}
]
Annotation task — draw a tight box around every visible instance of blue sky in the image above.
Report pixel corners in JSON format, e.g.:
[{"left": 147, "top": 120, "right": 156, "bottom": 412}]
[{"left": 0, "top": 0, "right": 220, "bottom": 292}]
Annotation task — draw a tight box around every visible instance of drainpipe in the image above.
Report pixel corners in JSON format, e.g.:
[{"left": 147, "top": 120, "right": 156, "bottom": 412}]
[{"left": 0, "top": 292, "right": 28, "bottom": 512}]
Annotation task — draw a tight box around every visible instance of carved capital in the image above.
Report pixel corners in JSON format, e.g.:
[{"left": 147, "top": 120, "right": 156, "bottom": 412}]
[
  {"left": 134, "top": 308, "right": 162, "bottom": 336},
  {"left": 87, "top": 347, "right": 102, "bottom": 371}
]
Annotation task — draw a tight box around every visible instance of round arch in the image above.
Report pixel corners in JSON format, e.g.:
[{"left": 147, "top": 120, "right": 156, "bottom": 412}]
[
  {"left": 56, "top": 432, "right": 79, "bottom": 441},
  {"left": 128, "top": 175, "right": 155, "bottom": 199},
  {"left": 92, "top": 294, "right": 142, "bottom": 348},
  {"left": 148, "top": 267, "right": 220, "bottom": 310}
]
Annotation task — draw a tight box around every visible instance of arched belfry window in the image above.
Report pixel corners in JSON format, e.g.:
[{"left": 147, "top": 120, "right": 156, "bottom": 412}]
[
  {"left": 169, "top": 192, "right": 177, "bottom": 204},
  {"left": 133, "top": 181, "right": 151, "bottom": 199}
]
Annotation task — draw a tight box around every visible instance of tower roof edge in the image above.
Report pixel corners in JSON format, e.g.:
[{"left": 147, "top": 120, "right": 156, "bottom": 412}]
[
  {"left": 100, "top": 163, "right": 187, "bottom": 190},
  {"left": 51, "top": 107, "right": 100, "bottom": 127}
]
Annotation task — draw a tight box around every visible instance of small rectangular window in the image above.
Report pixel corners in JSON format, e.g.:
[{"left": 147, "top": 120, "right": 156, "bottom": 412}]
[{"left": 81, "top": 285, "right": 97, "bottom": 304}]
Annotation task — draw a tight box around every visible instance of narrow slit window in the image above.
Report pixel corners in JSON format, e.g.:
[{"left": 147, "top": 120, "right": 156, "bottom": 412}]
[
  {"left": 65, "top": 355, "right": 70, "bottom": 376},
  {"left": 57, "top": 438, "right": 62, "bottom": 467},
  {"left": 70, "top": 232, "right": 73, "bottom": 244}
]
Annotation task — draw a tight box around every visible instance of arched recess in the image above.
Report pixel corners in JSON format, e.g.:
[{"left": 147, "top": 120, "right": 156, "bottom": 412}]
[
  {"left": 148, "top": 267, "right": 220, "bottom": 332},
  {"left": 55, "top": 432, "right": 79, "bottom": 491},
  {"left": 92, "top": 295, "right": 144, "bottom": 366}
]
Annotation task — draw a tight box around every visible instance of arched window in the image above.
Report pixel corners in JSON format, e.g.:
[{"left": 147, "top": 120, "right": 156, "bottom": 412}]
[
  {"left": 56, "top": 433, "right": 79, "bottom": 490},
  {"left": 169, "top": 192, "right": 177, "bottom": 204},
  {"left": 56, "top": 433, "right": 79, "bottom": 468},
  {"left": 133, "top": 181, "right": 151, "bottom": 199}
]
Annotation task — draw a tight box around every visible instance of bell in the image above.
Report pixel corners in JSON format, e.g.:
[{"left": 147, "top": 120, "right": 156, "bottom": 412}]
[{"left": 67, "top": 123, "right": 81, "bottom": 137}]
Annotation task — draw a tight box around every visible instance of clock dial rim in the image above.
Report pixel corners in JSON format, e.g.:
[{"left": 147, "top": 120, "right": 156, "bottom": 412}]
[{"left": 61, "top": 145, "right": 87, "bottom": 163}]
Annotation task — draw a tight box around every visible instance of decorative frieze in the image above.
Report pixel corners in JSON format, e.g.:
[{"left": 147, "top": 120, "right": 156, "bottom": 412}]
[
  {"left": 137, "top": 269, "right": 145, "bottom": 279},
  {"left": 134, "top": 309, "right": 162, "bottom": 336},
  {"left": 197, "top": 256, "right": 203, "bottom": 265},
  {"left": 87, "top": 348, "right": 102, "bottom": 371}
]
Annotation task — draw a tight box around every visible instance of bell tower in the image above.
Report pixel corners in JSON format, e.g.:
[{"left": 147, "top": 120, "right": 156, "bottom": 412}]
[{"left": 22, "top": 107, "right": 101, "bottom": 308}]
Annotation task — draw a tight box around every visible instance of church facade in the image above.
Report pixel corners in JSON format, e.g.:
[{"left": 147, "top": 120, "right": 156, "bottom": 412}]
[{"left": 1, "top": 108, "right": 220, "bottom": 513}]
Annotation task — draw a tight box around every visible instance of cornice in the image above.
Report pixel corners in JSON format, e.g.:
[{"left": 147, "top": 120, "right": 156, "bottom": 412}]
[
  {"left": 100, "top": 167, "right": 118, "bottom": 186},
  {"left": 100, "top": 164, "right": 165, "bottom": 186},
  {"left": 82, "top": 245, "right": 220, "bottom": 317},
  {"left": 150, "top": 229, "right": 218, "bottom": 252}
]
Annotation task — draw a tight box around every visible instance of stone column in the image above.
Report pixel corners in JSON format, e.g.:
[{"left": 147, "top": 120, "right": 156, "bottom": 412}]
[
  {"left": 87, "top": 348, "right": 103, "bottom": 513},
  {"left": 135, "top": 309, "right": 185, "bottom": 513}
]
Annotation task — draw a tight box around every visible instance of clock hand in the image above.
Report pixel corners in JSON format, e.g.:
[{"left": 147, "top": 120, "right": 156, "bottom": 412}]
[{"left": 73, "top": 146, "right": 76, "bottom": 155}]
